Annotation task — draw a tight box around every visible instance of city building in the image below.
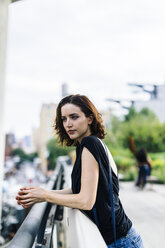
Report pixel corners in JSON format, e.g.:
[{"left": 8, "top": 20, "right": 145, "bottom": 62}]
[
  {"left": 19, "top": 135, "right": 32, "bottom": 154},
  {"left": 133, "top": 84, "right": 165, "bottom": 122},
  {"left": 31, "top": 127, "right": 41, "bottom": 153},
  {"left": 38, "top": 103, "right": 57, "bottom": 173},
  {"left": 4, "top": 133, "right": 16, "bottom": 160},
  {"left": 61, "top": 83, "right": 69, "bottom": 98},
  {"left": 100, "top": 109, "right": 112, "bottom": 129}
]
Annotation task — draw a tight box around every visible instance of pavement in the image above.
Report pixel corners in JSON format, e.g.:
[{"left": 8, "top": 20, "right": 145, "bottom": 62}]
[{"left": 119, "top": 181, "right": 165, "bottom": 248}]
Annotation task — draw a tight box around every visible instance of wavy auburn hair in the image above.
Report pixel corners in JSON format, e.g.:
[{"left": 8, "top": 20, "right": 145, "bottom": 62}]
[{"left": 54, "top": 94, "right": 106, "bottom": 146}]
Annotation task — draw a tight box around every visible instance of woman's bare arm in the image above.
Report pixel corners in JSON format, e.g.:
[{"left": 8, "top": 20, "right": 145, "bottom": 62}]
[
  {"left": 51, "top": 188, "right": 72, "bottom": 194},
  {"left": 16, "top": 147, "right": 99, "bottom": 210}
]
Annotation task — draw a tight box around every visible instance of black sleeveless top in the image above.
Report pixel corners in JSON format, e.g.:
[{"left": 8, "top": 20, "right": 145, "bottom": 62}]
[{"left": 71, "top": 135, "right": 132, "bottom": 245}]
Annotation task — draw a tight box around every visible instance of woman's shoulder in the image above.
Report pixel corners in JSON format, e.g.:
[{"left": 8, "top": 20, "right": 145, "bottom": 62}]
[
  {"left": 80, "top": 136, "right": 105, "bottom": 163},
  {"left": 81, "top": 135, "right": 104, "bottom": 151},
  {"left": 81, "top": 135, "right": 102, "bottom": 145}
]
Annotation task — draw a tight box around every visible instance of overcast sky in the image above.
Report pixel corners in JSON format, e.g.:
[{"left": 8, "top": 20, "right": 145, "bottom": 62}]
[{"left": 4, "top": 0, "right": 165, "bottom": 138}]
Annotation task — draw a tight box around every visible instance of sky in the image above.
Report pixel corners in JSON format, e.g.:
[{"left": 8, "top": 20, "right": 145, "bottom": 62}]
[{"left": 4, "top": 0, "right": 165, "bottom": 138}]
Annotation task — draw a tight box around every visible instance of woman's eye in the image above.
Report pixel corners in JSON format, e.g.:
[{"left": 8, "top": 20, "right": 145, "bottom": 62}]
[
  {"left": 72, "top": 115, "right": 79, "bottom": 120},
  {"left": 61, "top": 118, "right": 66, "bottom": 122}
]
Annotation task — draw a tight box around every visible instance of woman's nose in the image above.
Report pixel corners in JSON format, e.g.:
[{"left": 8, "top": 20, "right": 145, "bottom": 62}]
[{"left": 66, "top": 118, "right": 72, "bottom": 127}]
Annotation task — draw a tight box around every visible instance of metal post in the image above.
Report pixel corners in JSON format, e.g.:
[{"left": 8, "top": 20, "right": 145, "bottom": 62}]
[
  {"left": 0, "top": 0, "right": 11, "bottom": 236},
  {"left": 0, "top": 0, "right": 22, "bottom": 238}
]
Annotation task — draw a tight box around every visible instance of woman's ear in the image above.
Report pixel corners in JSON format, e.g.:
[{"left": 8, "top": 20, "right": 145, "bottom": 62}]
[{"left": 88, "top": 115, "right": 93, "bottom": 125}]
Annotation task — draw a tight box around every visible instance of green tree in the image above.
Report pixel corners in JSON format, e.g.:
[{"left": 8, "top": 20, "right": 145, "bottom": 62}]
[
  {"left": 12, "top": 148, "right": 38, "bottom": 162},
  {"left": 119, "top": 107, "right": 163, "bottom": 152},
  {"left": 124, "top": 106, "right": 137, "bottom": 122},
  {"left": 47, "top": 138, "right": 74, "bottom": 170}
]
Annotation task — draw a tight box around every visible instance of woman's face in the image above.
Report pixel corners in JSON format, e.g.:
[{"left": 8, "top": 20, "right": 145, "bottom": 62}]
[{"left": 61, "top": 103, "right": 93, "bottom": 143}]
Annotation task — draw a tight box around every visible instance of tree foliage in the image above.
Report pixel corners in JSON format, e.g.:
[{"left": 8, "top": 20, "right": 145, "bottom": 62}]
[
  {"left": 12, "top": 148, "right": 38, "bottom": 162},
  {"left": 47, "top": 138, "right": 74, "bottom": 170},
  {"left": 110, "top": 107, "right": 165, "bottom": 153}
]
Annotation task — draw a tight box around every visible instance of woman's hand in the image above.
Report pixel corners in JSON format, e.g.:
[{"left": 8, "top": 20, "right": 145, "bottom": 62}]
[{"left": 16, "top": 187, "right": 47, "bottom": 208}]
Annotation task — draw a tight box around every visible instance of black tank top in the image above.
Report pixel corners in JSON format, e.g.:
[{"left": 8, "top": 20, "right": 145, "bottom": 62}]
[{"left": 71, "top": 135, "right": 132, "bottom": 245}]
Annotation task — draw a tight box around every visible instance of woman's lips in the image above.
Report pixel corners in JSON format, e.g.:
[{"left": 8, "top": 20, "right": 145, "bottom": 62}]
[{"left": 68, "top": 130, "right": 76, "bottom": 134}]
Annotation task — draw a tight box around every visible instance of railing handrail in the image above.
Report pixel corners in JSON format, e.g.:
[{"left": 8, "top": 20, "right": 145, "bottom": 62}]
[{"left": 6, "top": 163, "right": 64, "bottom": 248}]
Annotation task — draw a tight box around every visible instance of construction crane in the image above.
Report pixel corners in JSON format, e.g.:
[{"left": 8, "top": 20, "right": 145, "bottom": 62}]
[
  {"left": 128, "top": 83, "right": 158, "bottom": 99},
  {"left": 106, "top": 98, "right": 135, "bottom": 110}
]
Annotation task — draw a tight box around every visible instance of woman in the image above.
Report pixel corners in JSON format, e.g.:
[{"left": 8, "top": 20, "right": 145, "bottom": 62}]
[
  {"left": 16, "top": 94, "right": 144, "bottom": 248},
  {"left": 136, "top": 148, "right": 152, "bottom": 189}
]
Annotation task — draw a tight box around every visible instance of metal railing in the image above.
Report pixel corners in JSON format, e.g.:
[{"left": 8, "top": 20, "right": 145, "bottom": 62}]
[{"left": 6, "top": 162, "right": 65, "bottom": 248}]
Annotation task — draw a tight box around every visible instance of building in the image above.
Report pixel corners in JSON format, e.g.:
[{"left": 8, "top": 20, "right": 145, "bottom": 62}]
[
  {"left": 38, "top": 103, "right": 57, "bottom": 173},
  {"left": 134, "top": 84, "right": 165, "bottom": 122},
  {"left": 100, "top": 109, "right": 112, "bottom": 129},
  {"left": 61, "top": 83, "right": 69, "bottom": 98},
  {"left": 19, "top": 135, "right": 32, "bottom": 154},
  {"left": 31, "top": 127, "right": 41, "bottom": 153},
  {"left": 4, "top": 133, "right": 16, "bottom": 159}
]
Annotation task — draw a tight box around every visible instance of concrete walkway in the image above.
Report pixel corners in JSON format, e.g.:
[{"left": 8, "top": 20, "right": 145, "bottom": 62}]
[{"left": 119, "top": 181, "right": 165, "bottom": 248}]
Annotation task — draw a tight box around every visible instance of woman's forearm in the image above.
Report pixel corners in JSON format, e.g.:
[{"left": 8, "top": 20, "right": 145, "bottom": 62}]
[
  {"left": 44, "top": 190, "right": 92, "bottom": 210},
  {"left": 17, "top": 187, "right": 91, "bottom": 210},
  {"left": 51, "top": 188, "right": 72, "bottom": 194},
  {"left": 17, "top": 187, "right": 94, "bottom": 210}
]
